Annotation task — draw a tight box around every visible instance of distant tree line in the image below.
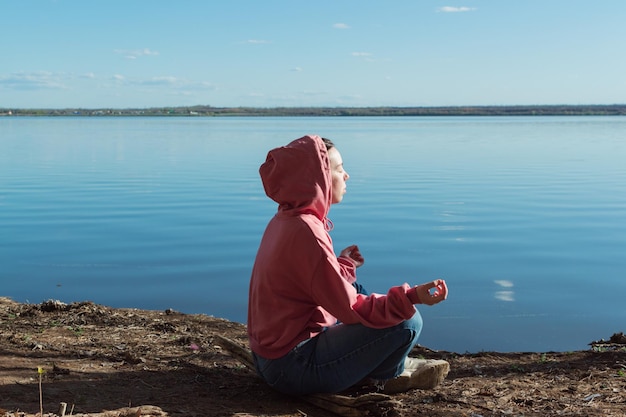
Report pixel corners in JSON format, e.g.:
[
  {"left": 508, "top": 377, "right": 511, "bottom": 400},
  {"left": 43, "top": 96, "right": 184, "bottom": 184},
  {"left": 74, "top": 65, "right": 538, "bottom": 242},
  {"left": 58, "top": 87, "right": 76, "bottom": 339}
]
[{"left": 2, "top": 104, "right": 626, "bottom": 117}]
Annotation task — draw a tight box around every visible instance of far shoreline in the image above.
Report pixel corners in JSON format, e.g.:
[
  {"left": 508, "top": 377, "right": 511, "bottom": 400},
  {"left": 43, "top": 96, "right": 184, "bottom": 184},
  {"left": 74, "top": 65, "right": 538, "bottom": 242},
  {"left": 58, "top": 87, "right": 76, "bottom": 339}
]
[{"left": 2, "top": 104, "right": 626, "bottom": 117}]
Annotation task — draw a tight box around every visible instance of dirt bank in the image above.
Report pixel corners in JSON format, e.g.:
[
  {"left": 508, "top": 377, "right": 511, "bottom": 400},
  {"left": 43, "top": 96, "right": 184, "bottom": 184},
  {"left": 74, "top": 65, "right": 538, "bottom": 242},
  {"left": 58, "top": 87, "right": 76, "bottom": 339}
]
[{"left": 1, "top": 297, "right": 624, "bottom": 416}]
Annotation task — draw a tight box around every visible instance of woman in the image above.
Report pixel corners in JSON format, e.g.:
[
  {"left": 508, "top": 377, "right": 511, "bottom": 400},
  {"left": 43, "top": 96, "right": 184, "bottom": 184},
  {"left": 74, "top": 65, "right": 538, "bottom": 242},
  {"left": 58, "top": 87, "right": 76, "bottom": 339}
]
[{"left": 248, "top": 134, "right": 449, "bottom": 395}]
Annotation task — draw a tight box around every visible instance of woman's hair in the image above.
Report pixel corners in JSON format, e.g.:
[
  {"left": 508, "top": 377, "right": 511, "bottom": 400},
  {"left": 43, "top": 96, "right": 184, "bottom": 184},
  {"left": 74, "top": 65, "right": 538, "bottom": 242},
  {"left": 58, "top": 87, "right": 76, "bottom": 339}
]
[{"left": 322, "top": 137, "right": 335, "bottom": 150}]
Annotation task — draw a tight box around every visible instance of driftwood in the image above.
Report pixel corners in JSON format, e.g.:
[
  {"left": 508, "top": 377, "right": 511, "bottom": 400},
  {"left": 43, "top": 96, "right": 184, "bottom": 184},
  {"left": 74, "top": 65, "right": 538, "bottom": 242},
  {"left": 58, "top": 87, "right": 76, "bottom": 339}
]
[
  {"left": 215, "top": 335, "right": 401, "bottom": 417},
  {"left": 2, "top": 405, "right": 168, "bottom": 417},
  {"left": 69, "top": 406, "right": 167, "bottom": 417},
  {"left": 589, "top": 332, "right": 626, "bottom": 351}
]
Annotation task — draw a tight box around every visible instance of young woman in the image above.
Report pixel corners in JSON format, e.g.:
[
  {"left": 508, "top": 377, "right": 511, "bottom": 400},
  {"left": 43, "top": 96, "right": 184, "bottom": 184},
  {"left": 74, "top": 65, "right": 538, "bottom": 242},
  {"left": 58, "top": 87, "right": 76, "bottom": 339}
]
[{"left": 248, "top": 134, "right": 449, "bottom": 395}]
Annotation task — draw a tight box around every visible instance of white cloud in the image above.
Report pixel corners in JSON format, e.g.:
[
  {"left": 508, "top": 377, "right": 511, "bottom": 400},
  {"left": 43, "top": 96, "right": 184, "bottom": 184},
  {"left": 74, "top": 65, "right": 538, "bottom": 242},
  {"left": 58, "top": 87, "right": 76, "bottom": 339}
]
[
  {"left": 245, "top": 39, "right": 269, "bottom": 44},
  {"left": 105, "top": 74, "right": 216, "bottom": 92},
  {"left": 136, "top": 76, "right": 217, "bottom": 92},
  {"left": 0, "top": 71, "right": 68, "bottom": 90},
  {"left": 352, "top": 52, "right": 375, "bottom": 63},
  {"left": 291, "top": 67, "right": 303, "bottom": 72},
  {"left": 494, "top": 280, "right": 514, "bottom": 288},
  {"left": 114, "top": 48, "right": 160, "bottom": 59},
  {"left": 0, "top": 70, "right": 219, "bottom": 106},
  {"left": 438, "top": 6, "right": 476, "bottom": 13},
  {"left": 299, "top": 90, "right": 331, "bottom": 99},
  {"left": 139, "top": 48, "right": 159, "bottom": 56},
  {"left": 333, "top": 23, "right": 350, "bottom": 29},
  {"left": 142, "top": 76, "right": 179, "bottom": 85}
]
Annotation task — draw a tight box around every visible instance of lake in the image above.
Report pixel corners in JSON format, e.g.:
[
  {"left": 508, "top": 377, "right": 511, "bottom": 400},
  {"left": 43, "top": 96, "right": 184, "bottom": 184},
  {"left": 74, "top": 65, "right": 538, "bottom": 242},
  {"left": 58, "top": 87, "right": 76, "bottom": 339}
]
[{"left": 1, "top": 116, "right": 625, "bottom": 353}]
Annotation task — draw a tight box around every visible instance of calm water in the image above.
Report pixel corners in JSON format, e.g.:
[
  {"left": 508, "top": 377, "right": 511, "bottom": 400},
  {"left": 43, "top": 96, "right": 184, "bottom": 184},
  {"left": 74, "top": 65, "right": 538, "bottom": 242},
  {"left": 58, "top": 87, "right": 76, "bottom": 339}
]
[{"left": 1, "top": 116, "right": 625, "bottom": 353}]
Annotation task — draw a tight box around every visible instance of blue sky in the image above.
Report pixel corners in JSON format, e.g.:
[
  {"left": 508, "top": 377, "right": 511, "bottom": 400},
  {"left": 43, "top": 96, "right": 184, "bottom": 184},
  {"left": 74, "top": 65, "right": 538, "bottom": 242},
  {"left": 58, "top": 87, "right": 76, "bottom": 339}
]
[{"left": 1, "top": 0, "right": 625, "bottom": 109}]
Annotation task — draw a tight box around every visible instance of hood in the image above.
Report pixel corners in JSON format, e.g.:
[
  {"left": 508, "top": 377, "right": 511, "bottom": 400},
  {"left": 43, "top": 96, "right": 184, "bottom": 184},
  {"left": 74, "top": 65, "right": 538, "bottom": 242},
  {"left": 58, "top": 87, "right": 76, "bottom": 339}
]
[{"left": 260, "top": 135, "right": 332, "bottom": 223}]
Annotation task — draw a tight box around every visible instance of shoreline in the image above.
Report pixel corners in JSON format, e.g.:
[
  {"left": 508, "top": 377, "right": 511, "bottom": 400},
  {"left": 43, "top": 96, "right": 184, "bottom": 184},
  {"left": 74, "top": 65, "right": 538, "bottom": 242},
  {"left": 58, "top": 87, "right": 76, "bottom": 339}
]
[{"left": 2, "top": 104, "right": 626, "bottom": 117}]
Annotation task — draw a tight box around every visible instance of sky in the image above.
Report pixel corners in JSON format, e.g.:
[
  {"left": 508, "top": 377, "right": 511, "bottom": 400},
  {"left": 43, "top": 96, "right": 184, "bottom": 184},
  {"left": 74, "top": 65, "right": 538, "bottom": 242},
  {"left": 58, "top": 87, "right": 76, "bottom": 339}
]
[{"left": 1, "top": 0, "right": 626, "bottom": 109}]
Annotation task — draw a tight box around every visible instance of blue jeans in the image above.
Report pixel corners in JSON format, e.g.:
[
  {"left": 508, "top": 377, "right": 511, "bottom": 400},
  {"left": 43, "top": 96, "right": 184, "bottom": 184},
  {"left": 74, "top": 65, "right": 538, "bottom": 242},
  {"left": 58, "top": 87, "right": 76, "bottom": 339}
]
[{"left": 252, "top": 311, "right": 423, "bottom": 395}]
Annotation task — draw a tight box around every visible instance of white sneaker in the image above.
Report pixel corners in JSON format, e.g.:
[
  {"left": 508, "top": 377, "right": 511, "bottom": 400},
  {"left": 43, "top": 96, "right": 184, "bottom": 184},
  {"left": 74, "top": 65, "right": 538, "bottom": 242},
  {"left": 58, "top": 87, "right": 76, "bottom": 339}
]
[{"left": 382, "top": 357, "right": 450, "bottom": 394}]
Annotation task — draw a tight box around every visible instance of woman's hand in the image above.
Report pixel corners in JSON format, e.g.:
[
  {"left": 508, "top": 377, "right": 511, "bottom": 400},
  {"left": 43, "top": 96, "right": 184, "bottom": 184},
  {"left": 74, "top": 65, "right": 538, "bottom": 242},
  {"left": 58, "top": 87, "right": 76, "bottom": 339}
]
[
  {"left": 339, "top": 245, "right": 364, "bottom": 268},
  {"left": 415, "top": 279, "right": 448, "bottom": 305}
]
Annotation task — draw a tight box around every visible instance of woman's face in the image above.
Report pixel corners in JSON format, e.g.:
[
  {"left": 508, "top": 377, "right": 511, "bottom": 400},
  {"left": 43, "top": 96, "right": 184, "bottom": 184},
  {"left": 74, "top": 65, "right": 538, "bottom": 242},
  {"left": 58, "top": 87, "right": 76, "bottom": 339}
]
[{"left": 328, "top": 147, "right": 349, "bottom": 204}]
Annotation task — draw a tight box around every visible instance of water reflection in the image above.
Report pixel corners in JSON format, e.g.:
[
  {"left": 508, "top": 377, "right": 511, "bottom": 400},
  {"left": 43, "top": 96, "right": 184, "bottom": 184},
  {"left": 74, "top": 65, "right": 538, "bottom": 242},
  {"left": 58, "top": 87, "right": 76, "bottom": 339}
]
[{"left": 494, "top": 279, "right": 515, "bottom": 302}]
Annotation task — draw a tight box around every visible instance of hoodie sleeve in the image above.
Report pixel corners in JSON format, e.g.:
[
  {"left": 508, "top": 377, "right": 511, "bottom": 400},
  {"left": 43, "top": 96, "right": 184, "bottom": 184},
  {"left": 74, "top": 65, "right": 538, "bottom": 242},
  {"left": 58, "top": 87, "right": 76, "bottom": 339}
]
[
  {"left": 310, "top": 253, "right": 418, "bottom": 329},
  {"left": 337, "top": 255, "right": 357, "bottom": 284}
]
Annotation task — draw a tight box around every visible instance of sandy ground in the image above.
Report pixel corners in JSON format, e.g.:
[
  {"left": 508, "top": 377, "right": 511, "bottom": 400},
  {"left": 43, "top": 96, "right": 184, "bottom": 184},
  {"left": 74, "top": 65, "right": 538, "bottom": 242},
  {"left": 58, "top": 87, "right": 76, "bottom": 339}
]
[{"left": 1, "top": 297, "right": 625, "bottom": 417}]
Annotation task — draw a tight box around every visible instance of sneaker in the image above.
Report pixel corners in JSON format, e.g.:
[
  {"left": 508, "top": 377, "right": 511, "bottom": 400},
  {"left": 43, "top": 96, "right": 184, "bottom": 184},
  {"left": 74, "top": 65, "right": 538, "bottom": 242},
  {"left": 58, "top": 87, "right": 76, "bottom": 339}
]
[{"left": 381, "top": 357, "right": 450, "bottom": 394}]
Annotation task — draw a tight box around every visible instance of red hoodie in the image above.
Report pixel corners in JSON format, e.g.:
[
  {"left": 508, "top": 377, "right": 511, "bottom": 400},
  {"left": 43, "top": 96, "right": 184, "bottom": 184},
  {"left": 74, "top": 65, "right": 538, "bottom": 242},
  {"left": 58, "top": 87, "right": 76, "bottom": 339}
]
[{"left": 248, "top": 135, "right": 421, "bottom": 359}]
